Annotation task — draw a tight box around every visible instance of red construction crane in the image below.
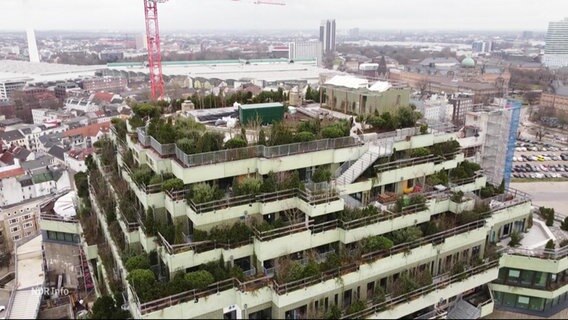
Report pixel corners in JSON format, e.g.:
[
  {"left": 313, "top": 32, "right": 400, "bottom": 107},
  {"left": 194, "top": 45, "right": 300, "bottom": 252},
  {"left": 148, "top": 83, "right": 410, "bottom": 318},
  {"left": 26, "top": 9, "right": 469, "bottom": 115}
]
[
  {"left": 144, "top": 0, "right": 286, "bottom": 100},
  {"left": 144, "top": 0, "right": 168, "bottom": 100}
]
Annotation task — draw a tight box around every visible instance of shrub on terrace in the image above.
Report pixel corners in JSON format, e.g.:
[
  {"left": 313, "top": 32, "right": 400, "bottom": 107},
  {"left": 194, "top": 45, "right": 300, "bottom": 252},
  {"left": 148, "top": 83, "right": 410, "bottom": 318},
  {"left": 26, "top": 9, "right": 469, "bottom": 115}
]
[
  {"left": 260, "top": 172, "right": 278, "bottom": 193},
  {"left": 451, "top": 161, "right": 481, "bottom": 180},
  {"left": 294, "top": 131, "right": 316, "bottom": 142},
  {"left": 125, "top": 254, "right": 151, "bottom": 272},
  {"left": 128, "top": 115, "right": 145, "bottom": 129},
  {"left": 128, "top": 269, "right": 158, "bottom": 302},
  {"left": 546, "top": 240, "right": 555, "bottom": 250},
  {"left": 450, "top": 191, "right": 465, "bottom": 203},
  {"left": 91, "top": 295, "right": 130, "bottom": 319},
  {"left": 74, "top": 172, "right": 89, "bottom": 198},
  {"left": 561, "top": 217, "right": 568, "bottom": 231},
  {"left": 346, "top": 300, "right": 367, "bottom": 315},
  {"left": 224, "top": 137, "right": 248, "bottom": 149},
  {"left": 362, "top": 236, "right": 394, "bottom": 254},
  {"left": 132, "top": 164, "right": 155, "bottom": 186},
  {"left": 508, "top": 230, "right": 523, "bottom": 247},
  {"left": 111, "top": 118, "right": 127, "bottom": 141},
  {"left": 325, "top": 305, "right": 342, "bottom": 320},
  {"left": 233, "top": 176, "right": 262, "bottom": 196},
  {"left": 311, "top": 165, "right": 332, "bottom": 183},
  {"left": 189, "top": 183, "right": 224, "bottom": 204},
  {"left": 390, "top": 226, "right": 423, "bottom": 245},
  {"left": 196, "top": 131, "right": 225, "bottom": 153},
  {"left": 162, "top": 178, "right": 184, "bottom": 192},
  {"left": 539, "top": 207, "right": 556, "bottom": 227},
  {"left": 258, "top": 128, "right": 267, "bottom": 145},
  {"left": 185, "top": 270, "right": 215, "bottom": 290},
  {"left": 410, "top": 147, "right": 431, "bottom": 158},
  {"left": 338, "top": 205, "right": 380, "bottom": 222},
  {"left": 427, "top": 171, "right": 449, "bottom": 186},
  {"left": 431, "top": 140, "right": 460, "bottom": 158},
  {"left": 193, "top": 222, "right": 253, "bottom": 244},
  {"left": 420, "top": 124, "right": 429, "bottom": 134}
]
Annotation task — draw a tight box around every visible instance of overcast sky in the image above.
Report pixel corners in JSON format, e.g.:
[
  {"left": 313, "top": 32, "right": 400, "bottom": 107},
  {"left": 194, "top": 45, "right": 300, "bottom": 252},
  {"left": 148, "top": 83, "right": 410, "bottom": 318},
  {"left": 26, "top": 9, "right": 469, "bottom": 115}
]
[{"left": 3, "top": 0, "right": 567, "bottom": 33}]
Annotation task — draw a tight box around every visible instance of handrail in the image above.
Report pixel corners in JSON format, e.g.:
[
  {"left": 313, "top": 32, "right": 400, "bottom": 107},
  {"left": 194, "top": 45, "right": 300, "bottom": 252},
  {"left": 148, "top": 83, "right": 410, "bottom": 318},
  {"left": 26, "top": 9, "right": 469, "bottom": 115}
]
[
  {"left": 253, "top": 220, "right": 311, "bottom": 242},
  {"left": 136, "top": 278, "right": 236, "bottom": 314},
  {"left": 504, "top": 245, "right": 568, "bottom": 261},
  {"left": 135, "top": 126, "right": 361, "bottom": 167},
  {"left": 40, "top": 213, "right": 79, "bottom": 224},
  {"left": 158, "top": 232, "right": 253, "bottom": 255},
  {"left": 342, "top": 259, "right": 500, "bottom": 319}
]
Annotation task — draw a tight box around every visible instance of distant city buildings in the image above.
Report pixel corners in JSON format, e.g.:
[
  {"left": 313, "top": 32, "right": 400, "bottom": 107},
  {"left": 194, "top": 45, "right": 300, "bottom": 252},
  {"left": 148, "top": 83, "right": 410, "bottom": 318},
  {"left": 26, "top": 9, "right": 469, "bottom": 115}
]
[
  {"left": 543, "top": 17, "right": 568, "bottom": 68},
  {"left": 319, "top": 19, "right": 336, "bottom": 53},
  {"left": 0, "top": 78, "right": 29, "bottom": 100},
  {"left": 472, "top": 40, "right": 493, "bottom": 54}
]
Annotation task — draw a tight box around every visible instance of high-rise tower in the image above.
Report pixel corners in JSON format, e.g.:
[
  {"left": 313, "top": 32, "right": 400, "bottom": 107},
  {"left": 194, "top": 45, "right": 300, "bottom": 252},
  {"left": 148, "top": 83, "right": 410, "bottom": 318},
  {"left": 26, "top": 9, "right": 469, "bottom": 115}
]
[
  {"left": 319, "top": 19, "right": 336, "bottom": 53},
  {"left": 544, "top": 17, "right": 568, "bottom": 68}
]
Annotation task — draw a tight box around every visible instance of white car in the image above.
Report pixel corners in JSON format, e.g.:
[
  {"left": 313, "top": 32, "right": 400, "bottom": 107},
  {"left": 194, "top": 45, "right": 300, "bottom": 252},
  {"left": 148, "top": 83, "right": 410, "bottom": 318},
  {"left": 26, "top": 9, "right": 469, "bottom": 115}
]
[{"left": 0, "top": 305, "right": 5, "bottom": 312}]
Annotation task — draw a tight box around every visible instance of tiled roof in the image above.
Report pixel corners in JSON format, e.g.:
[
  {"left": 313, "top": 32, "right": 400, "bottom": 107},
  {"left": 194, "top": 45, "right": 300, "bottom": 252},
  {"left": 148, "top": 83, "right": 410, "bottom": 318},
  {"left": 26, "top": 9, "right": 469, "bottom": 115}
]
[
  {"left": 0, "top": 167, "right": 25, "bottom": 180},
  {"left": 63, "top": 122, "right": 110, "bottom": 138}
]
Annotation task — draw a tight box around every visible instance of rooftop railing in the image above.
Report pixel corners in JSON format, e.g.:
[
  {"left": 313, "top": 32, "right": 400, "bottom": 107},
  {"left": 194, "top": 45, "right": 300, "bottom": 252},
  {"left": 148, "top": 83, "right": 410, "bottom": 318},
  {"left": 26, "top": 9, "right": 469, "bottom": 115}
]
[
  {"left": 137, "top": 127, "right": 361, "bottom": 168},
  {"left": 157, "top": 232, "right": 253, "bottom": 255},
  {"left": 504, "top": 245, "right": 568, "bottom": 261},
  {"left": 252, "top": 220, "right": 311, "bottom": 242}
]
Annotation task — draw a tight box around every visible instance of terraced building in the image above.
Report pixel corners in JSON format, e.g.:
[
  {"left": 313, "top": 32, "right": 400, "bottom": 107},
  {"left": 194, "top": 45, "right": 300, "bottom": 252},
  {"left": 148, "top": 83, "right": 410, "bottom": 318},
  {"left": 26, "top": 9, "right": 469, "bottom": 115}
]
[{"left": 76, "top": 104, "right": 539, "bottom": 320}]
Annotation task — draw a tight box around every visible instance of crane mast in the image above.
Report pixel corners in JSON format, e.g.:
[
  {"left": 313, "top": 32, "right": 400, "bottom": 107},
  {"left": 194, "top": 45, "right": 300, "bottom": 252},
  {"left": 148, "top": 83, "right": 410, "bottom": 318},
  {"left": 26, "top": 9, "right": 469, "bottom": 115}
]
[
  {"left": 144, "top": 0, "right": 285, "bottom": 100},
  {"left": 144, "top": 0, "right": 166, "bottom": 100}
]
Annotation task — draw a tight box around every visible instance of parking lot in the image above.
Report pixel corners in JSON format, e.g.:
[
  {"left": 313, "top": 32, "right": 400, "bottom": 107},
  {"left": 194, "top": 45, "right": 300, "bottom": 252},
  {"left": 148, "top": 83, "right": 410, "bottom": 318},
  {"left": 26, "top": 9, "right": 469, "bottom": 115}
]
[{"left": 512, "top": 138, "right": 568, "bottom": 180}]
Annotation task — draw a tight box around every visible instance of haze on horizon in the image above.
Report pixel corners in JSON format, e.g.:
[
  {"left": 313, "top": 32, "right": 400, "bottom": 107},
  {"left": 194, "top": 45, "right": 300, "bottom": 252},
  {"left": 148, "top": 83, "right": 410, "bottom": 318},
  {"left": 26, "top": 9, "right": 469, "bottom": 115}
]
[{"left": 3, "top": 0, "right": 568, "bottom": 33}]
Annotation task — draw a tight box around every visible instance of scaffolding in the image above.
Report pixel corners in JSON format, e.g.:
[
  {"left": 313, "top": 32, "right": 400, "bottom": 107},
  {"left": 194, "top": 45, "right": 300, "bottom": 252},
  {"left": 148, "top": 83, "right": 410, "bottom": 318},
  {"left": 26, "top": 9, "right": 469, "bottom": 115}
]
[{"left": 504, "top": 100, "right": 521, "bottom": 189}]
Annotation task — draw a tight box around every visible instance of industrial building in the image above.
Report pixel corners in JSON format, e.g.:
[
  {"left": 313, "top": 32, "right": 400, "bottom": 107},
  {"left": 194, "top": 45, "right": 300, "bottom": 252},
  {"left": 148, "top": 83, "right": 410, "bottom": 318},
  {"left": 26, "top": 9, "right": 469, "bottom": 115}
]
[
  {"left": 289, "top": 41, "right": 323, "bottom": 66},
  {"left": 323, "top": 75, "right": 411, "bottom": 115}
]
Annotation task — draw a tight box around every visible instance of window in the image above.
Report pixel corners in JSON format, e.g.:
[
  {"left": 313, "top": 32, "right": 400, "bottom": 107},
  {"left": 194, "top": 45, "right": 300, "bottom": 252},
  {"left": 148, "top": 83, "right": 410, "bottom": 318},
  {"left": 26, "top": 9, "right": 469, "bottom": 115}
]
[
  {"left": 520, "top": 270, "right": 534, "bottom": 286},
  {"left": 23, "top": 222, "right": 33, "bottom": 229},
  {"left": 517, "top": 296, "right": 530, "bottom": 309},
  {"left": 9, "top": 218, "right": 18, "bottom": 225},
  {"left": 23, "top": 214, "right": 31, "bottom": 220},
  {"left": 10, "top": 226, "right": 19, "bottom": 233},
  {"left": 25, "top": 231, "right": 33, "bottom": 237},
  {"left": 12, "top": 235, "right": 20, "bottom": 241}
]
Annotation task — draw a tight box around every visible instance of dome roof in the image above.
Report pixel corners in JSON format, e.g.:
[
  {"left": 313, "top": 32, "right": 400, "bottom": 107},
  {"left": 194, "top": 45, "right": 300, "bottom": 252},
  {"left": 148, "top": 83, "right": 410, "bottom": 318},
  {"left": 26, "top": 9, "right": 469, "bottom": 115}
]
[{"left": 461, "top": 57, "right": 476, "bottom": 68}]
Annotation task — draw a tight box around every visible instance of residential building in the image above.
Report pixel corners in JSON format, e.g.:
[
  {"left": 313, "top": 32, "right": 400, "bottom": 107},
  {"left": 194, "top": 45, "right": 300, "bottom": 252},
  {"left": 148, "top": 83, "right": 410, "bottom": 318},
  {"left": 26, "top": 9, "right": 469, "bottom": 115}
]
[
  {"left": 472, "top": 41, "right": 493, "bottom": 54},
  {"left": 79, "top": 76, "right": 128, "bottom": 92},
  {"left": 540, "top": 87, "right": 568, "bottom": 121},
  {"left": 319, "top": 19, "right": 336, "bottom": 53},
  {"left": 64, "top": 97, "right": 100, "bottom": 113},
  {"left": 54, "top": 82, "right": 82, "bottom": 101},
  {"left": 0, "top": 163, "right": 70, "bottom": 207},
  {"left": 323, "top": 75, "right": 410, "bottom": 115},
  {"left": 543, "top": 18, "right": 568, "bottom": 69},
  {"left": 0, "top": 77, "right": 29, "bottom": 100},
  {"left": 0, "top": 199, "right": 41, "bottom": 248},
  {"left": 62, "top": 122, "right": 110, "bottom": 149},
  {"left": 64, "top": 147, "right": 94, "bottom": 173},
  {"left": 450, "top": 94, "right": 478, "bottom": 126},
  {"left": 289, "top": 41, "right": 323, "bottom": 66},
  {"left": 83, "top": 102, "right": 533, "bottom": 319}
]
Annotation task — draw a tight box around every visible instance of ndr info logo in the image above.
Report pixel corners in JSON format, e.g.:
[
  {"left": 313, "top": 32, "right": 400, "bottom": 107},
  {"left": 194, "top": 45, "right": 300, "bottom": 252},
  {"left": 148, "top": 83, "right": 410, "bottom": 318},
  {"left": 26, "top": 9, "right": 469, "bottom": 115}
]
[{"left": 31, "top": 287, "right": 70, "bottom": 296}]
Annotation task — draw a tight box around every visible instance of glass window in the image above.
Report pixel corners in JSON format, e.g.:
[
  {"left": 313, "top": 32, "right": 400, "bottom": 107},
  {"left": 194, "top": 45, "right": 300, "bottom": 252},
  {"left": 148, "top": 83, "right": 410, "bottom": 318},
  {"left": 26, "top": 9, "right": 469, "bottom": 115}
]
[
  {"left": 517, "top": 296, "right": 530, "bottom": 309},
  {"left": 520, "top": 270, "right": 534, "bottom": 286},
  {"left": 529, "top": 297, "right": 544, "bottom": 311},
  {"left": 534, "top": 272, "right": 547, "bottom": 288},
  {"left": 508, "top": 269, "right": 520, "bottom": 278},
  {"left": 503, "top": 293, "right": 516, "bottom": 307},
  {"left": 57, "top": 232, "right": 65, "bottom": 241},
  {"left": 493, "top": 291, "right": 503, "bottom": 305},
  {"left": 64, "top": 233, "right": 73, "bottom": 242}
]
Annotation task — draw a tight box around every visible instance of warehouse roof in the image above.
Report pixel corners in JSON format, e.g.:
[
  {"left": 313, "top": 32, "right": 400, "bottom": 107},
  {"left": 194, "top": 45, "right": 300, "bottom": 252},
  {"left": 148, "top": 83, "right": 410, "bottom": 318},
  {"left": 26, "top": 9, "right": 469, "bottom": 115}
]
[{"left": 239, "top": 102, "right": 284, "bottom": 110}]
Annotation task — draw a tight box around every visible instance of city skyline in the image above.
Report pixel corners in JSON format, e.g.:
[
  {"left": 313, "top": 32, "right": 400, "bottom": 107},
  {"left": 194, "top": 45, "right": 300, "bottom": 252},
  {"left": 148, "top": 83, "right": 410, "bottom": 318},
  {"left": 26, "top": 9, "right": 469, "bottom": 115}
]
[{"left": 3, "top": 0, "right": 567, "bottom": 32}]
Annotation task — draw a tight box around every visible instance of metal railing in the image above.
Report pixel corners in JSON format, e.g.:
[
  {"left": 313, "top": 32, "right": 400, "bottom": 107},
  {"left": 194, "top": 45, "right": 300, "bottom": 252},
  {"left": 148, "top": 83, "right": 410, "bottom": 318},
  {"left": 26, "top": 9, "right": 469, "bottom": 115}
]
[
  {"left": 252, "top": 220, "right": 311, "bottom": 242},
  {"left": 150, "top": 136, "right": 176, "bottom": 157},
  {"left": 135, "top": 278, "right": 236, "bottom": 315},
  {"left": 40, "top": 213, "right": 79, "bottom": 224},
  {"left": 158, "top": 232, "right": 253, "bottom": 255},
  {"left": 504, "top": 245, "right": 568, "bottom": 261},
  {"left": 137, "top": 127, "right": 150, "bottom": 147},
  {"left": 131, "top": 125, "right": 361, "bottom": 167},
  {"left": 341, "top": 259, "right": 499, "bottom": 319}
]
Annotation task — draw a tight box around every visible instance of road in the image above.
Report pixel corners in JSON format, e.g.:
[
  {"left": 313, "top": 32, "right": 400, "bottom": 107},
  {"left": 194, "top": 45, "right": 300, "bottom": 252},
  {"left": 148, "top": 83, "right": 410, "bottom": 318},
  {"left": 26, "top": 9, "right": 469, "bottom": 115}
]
[{"left": 510, "top": 181, "right": 568, "bottom": 214}]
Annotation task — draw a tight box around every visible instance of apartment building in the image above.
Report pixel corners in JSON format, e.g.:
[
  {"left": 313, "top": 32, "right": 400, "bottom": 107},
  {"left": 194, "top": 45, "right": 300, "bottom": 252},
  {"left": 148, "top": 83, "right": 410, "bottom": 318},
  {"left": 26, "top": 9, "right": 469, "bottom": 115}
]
[
  {"left": 0, "top": 200, "right": 41, "bottom": 248},
  {"left": 79, "top": 100, "right": 544, "bottom": 320}
]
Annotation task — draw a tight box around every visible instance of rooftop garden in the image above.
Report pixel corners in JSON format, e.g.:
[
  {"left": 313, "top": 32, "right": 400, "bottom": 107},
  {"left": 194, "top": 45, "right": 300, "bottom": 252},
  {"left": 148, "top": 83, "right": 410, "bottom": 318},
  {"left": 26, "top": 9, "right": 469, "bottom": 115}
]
[
  {"left": 127, "top": 254, "right": 245, "bottom": 304},
  {"left": 357, "top": 106, "right": 421, "bottom": 133},
  {"left": 426, "top": 160, "right": 481, "bottom": 186}
]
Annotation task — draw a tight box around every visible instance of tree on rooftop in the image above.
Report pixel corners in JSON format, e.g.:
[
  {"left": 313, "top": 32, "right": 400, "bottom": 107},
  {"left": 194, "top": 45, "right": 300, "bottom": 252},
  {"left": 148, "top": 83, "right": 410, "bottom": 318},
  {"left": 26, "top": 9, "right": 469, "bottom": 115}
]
[
  {"left": 127, "top": 269, "right": 158, "bottom": 303},
  {"left": 258, "top": 129, "right": 267, "bottom": 146}
]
